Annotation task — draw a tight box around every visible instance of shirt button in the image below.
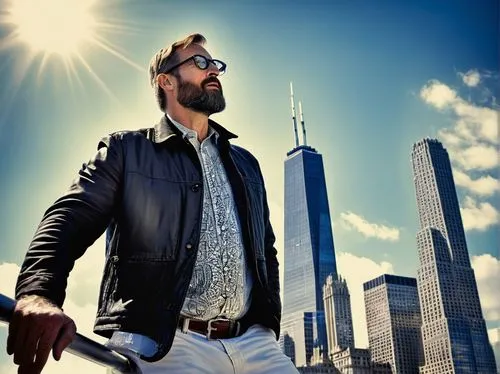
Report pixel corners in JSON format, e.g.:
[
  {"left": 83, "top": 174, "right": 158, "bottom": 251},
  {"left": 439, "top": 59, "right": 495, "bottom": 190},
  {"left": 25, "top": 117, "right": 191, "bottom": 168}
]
[
  {"left": 191, "top": 183, "right": 201, "bottom": 192},
  {"left": 186, "top": 243, "right": 193, "bottom": 250}
]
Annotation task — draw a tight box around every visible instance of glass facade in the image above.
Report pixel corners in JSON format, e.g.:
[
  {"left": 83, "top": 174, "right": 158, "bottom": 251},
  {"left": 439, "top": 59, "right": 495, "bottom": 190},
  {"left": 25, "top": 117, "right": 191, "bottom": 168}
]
[
  {"left": 364, "top": 274, "right": 423, "bottom": 374},
  {"left": 281, "top": 145, "right": 337, "bottom": 367},
  {"left": 411, "top": 138, "right": 497, "bottom": 374}
]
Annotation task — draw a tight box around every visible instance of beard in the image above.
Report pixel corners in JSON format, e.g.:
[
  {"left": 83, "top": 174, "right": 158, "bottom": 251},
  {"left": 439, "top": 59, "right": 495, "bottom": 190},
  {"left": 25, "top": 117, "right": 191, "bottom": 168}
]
[{"left": 176, "top": 76, "right": 226, "bottom": 115}]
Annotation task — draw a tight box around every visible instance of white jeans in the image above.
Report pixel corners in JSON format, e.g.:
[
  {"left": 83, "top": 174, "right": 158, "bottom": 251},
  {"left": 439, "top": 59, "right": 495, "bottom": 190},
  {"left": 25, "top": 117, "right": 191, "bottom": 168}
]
[{"left": 106, "top": 325, "right": 298, "bottom": 374}]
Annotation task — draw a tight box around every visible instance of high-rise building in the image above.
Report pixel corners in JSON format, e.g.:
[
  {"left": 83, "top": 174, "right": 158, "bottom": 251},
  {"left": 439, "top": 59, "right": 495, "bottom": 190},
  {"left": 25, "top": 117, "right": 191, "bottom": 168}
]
[
  {"left": 323, "top": 274, "right": 355, "bottom": 354},
  {"left": 411, "top": 138, "right": 497, "bottom": 374},
  {"left": 281, "top": 84, "right": 338, "bottom": 367},
  {"left": 330, "top": 347, "right": 371, "bottom": 374},
  {"left": 363, "top": 274, "right": 423, "bottom": 374},
  {"left": 330, "top": 347, "right": 393, "bottom": 374}
]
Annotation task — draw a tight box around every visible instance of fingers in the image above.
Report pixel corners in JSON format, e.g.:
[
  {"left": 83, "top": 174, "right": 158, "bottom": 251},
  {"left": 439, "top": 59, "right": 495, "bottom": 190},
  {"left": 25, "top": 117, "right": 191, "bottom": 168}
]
[
  {"left": 11, "top": 315, "right": 30, "bottom": 365},
  {"left": 7, "top": 301, "right": 23, "bottom": 356},
  {"left": 52, "top": 319, "right": 77, "bottom": 361},
  {"left": 6, "top": 322, "right": 14, "bottom": 355},
  {"left": 18, "top": 362, "right": 41, "bottom": 374},
  {"left": 17, "top": 322, "right": 39, "bottom": 366},
  {"left": 7, "top": 295, "right": 77, "bottom": 374},
  {"left": 33, "top": 329, "right": 59, "bottom": 372}
]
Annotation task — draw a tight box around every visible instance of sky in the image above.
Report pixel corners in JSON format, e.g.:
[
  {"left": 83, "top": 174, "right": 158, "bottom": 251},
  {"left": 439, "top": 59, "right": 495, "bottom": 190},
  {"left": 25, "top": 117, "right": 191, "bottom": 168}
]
[{"left": 0, "top": 0, "right": 498, "bottom": 372}]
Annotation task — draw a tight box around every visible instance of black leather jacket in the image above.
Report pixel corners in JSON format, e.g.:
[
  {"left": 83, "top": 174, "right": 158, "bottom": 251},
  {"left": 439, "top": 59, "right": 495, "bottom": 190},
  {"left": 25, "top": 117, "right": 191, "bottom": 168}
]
[{"left": 15, "top": 115, "right": 281, "bottom": 362}]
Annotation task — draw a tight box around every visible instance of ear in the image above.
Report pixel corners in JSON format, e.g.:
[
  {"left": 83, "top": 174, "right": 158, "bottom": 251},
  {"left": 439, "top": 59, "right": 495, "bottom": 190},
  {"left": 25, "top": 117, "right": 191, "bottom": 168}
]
[{"left": 157, "top": 74, "right": 175, "bottom": 92}]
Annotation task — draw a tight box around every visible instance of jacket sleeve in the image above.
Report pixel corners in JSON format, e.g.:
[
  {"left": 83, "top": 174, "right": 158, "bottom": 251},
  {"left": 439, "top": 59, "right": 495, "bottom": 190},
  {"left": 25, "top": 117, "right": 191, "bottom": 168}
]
[{"left": 15, "top": 134, "right": 124, "bottom": 307}]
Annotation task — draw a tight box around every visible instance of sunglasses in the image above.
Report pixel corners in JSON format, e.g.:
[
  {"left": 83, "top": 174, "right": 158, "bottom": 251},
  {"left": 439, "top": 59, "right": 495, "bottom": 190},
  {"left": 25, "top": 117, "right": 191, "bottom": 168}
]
[{"left": 163, "top": 55, "right": 227, "bottom": 75}]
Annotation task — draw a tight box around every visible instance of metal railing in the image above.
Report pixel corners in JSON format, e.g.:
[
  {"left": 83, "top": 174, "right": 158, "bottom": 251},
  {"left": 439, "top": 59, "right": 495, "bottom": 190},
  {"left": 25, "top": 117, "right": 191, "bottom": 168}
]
[{"left": 0, "top": 293, "right": 139, "bottom": 373}]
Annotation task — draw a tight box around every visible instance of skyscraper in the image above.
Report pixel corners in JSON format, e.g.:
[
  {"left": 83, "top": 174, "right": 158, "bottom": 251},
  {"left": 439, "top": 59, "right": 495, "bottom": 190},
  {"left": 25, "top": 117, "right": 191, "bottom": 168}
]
[
  {"left": 323, "top": 274, "right": 355, "bottom": 354},
  {"left": 281, "top": 84, "right": 338, "bottom": 367},
  {"left": 411, "top": 138, "right": 497, "bottom": 374},
  {"left": 363, "top": 274, "right": 423, "bottom": 374}
]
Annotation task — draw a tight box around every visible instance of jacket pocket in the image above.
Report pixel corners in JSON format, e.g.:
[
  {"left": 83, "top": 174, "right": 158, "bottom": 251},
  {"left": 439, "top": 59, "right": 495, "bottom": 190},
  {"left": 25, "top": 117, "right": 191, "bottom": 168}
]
[{"left": 107, "top": 259, "right": 175, "bottom": 316}]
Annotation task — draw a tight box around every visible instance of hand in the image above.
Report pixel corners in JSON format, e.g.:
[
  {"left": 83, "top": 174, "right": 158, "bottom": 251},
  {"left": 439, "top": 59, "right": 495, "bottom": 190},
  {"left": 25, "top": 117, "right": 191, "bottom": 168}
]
[{"left": 7, "top": 295, "right": 77, "bottom": 374}]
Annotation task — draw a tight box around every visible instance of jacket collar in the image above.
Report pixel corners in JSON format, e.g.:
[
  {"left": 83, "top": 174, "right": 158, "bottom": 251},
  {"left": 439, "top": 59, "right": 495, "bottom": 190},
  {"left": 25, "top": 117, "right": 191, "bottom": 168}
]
[{"left": 153, "top": 114, "right": 238, "bottom": 144}]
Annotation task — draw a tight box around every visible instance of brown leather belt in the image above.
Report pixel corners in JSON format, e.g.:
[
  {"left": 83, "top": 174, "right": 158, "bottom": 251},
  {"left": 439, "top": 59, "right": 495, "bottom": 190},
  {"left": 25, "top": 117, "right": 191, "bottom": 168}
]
[{"left": 178, "top": 317, "right": 241, "bottom": 340}]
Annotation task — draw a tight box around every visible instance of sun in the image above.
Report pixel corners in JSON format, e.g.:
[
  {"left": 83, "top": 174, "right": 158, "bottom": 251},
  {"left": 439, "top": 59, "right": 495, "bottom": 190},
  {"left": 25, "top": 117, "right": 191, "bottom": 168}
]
[
  {"left": 0, "top": 0, "right": 145, "bottom": 101},
  {"left": 8, "top": 0, "right": 97, "bottom": 56}
]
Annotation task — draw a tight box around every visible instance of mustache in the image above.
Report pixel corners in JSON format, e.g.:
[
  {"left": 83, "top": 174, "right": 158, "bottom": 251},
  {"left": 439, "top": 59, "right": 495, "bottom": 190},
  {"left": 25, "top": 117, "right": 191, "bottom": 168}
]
[{"left": 202, "top": 77, "right": 222, "bottom": 89}]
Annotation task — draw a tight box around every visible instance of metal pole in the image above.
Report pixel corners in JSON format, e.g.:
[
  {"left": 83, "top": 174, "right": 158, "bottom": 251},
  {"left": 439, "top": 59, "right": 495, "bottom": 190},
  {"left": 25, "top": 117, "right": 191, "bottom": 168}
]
[
  {"left": 0, "top": 293, "right": 138, "bottom": 373},
  {"left": 298, "top": 101, "right": 307, "bottom": 146},
  {"left": 290, "top": 82, "right": 300, "bottom": 148}
]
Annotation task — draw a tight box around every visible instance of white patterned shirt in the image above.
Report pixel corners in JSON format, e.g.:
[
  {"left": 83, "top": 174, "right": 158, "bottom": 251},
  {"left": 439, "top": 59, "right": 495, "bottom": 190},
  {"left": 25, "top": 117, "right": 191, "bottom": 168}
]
[{"left": 167, "top": 114, "right": 253, "bottom": 320}]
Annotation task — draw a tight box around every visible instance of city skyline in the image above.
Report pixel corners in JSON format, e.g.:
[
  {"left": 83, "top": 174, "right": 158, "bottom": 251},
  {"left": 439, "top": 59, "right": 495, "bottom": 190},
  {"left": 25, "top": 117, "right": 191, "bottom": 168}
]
[{"left": 0, "top": 1, "right": 498, "bottom": 373}]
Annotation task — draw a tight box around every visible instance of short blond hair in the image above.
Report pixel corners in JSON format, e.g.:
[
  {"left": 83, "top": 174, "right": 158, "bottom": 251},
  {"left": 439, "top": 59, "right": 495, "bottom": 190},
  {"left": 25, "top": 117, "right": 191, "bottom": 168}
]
[{"left": 149, "top": 33, "right": 207, "bottom": 111}]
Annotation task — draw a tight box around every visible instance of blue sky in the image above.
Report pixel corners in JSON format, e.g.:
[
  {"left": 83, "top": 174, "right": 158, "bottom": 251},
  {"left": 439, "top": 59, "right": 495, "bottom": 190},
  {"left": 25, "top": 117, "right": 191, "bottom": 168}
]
[{"left": 0, "top": 0, "right": 498, "bottom": 372}]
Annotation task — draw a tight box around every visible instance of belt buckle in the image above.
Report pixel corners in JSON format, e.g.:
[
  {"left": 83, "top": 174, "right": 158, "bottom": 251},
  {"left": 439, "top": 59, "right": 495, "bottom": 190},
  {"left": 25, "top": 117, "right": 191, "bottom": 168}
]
[{"left": 207, "top": 317, "right": 235, "bottom": 340}]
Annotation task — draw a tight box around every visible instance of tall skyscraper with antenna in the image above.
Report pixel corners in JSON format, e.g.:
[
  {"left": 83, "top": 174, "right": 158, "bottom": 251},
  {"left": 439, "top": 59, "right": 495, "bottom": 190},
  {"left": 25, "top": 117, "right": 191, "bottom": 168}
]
[
  {"left": 411, "top": 138, "right": 497, "bottom": 373},
  {"left": 281, "top": 82, "right": 338, "bottom": 367}
]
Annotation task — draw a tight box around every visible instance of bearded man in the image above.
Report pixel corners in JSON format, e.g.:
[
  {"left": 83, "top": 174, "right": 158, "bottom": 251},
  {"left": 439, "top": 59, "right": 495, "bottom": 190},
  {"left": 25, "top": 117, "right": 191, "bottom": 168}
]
[{"left": 7, "top": 33, "right": 298, "bottom": 374}]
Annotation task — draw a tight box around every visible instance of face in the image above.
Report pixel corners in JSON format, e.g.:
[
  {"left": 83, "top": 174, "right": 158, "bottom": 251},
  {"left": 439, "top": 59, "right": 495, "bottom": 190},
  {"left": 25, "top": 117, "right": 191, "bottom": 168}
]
[{"left": 172, "top": 44, "right": 226, "bottom": 116}]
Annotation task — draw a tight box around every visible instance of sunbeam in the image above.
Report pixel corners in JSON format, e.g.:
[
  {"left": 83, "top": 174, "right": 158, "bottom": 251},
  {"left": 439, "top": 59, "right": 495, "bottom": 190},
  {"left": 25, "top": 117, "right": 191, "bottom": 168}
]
[
  {"left": 74, "top": 51, "right": 120, "bottom": 104},
  {"left": 0, "top": 0, "right": 145, "bottom": 102}
]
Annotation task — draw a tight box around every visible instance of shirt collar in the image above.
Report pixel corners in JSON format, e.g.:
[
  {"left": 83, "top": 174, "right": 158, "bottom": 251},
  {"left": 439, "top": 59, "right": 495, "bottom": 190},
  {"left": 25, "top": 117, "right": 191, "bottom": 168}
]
[
  {"left": 153, "top": 114, "right": 238, "bottom": 144},
  {"left": 166, "top": 113, "right": 219, "bottom": 142}
]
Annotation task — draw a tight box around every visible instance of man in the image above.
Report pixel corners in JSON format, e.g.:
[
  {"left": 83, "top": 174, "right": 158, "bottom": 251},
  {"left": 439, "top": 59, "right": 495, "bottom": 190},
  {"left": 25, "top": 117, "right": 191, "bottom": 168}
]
[{"left": 7, "top": 33, "right": 298, "bottom": 373}]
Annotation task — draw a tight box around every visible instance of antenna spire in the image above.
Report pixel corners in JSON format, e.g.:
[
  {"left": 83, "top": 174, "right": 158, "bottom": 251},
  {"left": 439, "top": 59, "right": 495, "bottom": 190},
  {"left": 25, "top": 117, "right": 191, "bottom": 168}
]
[
  {"left": 299, "top": 101, "right": 307, "bottom": 146},
  {"left": 290, "top": 82, "right": 299, "bottom": 147}
]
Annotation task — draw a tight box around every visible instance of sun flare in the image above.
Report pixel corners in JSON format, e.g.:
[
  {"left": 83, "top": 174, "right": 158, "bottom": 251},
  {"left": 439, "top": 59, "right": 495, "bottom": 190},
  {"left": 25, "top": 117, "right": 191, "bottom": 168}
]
[
  {"left": 8, "top": 0, "right": 96, "bottom": 56},
  {"left": 0, "top": 0, "right": 144, "bottom": 102}
]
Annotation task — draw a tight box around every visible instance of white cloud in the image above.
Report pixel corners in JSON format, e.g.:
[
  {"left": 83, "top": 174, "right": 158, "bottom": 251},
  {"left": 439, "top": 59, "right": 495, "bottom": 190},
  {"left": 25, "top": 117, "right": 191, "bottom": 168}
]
[
  {"left": 420, "top": 74, "right": 499, "bottom": 238},
  {"left": 460, "top": 69, "right": 481, "bottom": 87},
  {"left": 66, "top": 236, "right": 106, "bottom": 307},
  {"left": 438, "top": 128, "right": 465, "bottom": 147},
  {"left": 420, "top": 79, "right": 498, "bottom": 196},
  {"left": 340, "top": 211, "right": 400, "bottom": 241},
  {"left": 451, "top": 143, "right": 499, "bottom": 171},
  {"left": 471, "top": 254, "right": 500, "bottom": 321},
  {"left": 0, "top": 262, "right": 20, "bottom": 298},
  {"left": 489, "top": 327, "right": 500, "bottom": 345},
  {"left": 336, "top": 252, "right": 395, "bottom": 348},
  {"left": 488, "top": 327, "right": 500, "bottom": 370},
  {"left": 453, "top": 169, "right": 500, "bottom": 196},
  {"left": 421, "top": 80, "right": 498, "bottom": 148},
  {"left": 460, "top": 196, "right": 500, "bottom": 231},
  {"left": 420, "top": 80, "right": 458, "bottom": 109},
  {"left": 452, "top": 101, "right": 498, "bottom": 143}
]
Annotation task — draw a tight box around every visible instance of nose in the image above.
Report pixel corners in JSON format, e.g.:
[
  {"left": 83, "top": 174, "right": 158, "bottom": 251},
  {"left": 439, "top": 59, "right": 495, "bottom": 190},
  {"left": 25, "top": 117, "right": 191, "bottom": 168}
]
[{"left": 207, "top": 62, "right": 220, "bottom": 76}]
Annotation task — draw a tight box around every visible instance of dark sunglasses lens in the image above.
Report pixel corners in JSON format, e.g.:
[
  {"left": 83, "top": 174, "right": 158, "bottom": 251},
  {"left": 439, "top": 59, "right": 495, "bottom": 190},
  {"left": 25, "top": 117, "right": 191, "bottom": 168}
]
[
  {"left": 194, "top": 56, "right": 208, "bottom": 69},
  {"left": 214, "top": 61, "right": 225, "bottom": 72}
]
